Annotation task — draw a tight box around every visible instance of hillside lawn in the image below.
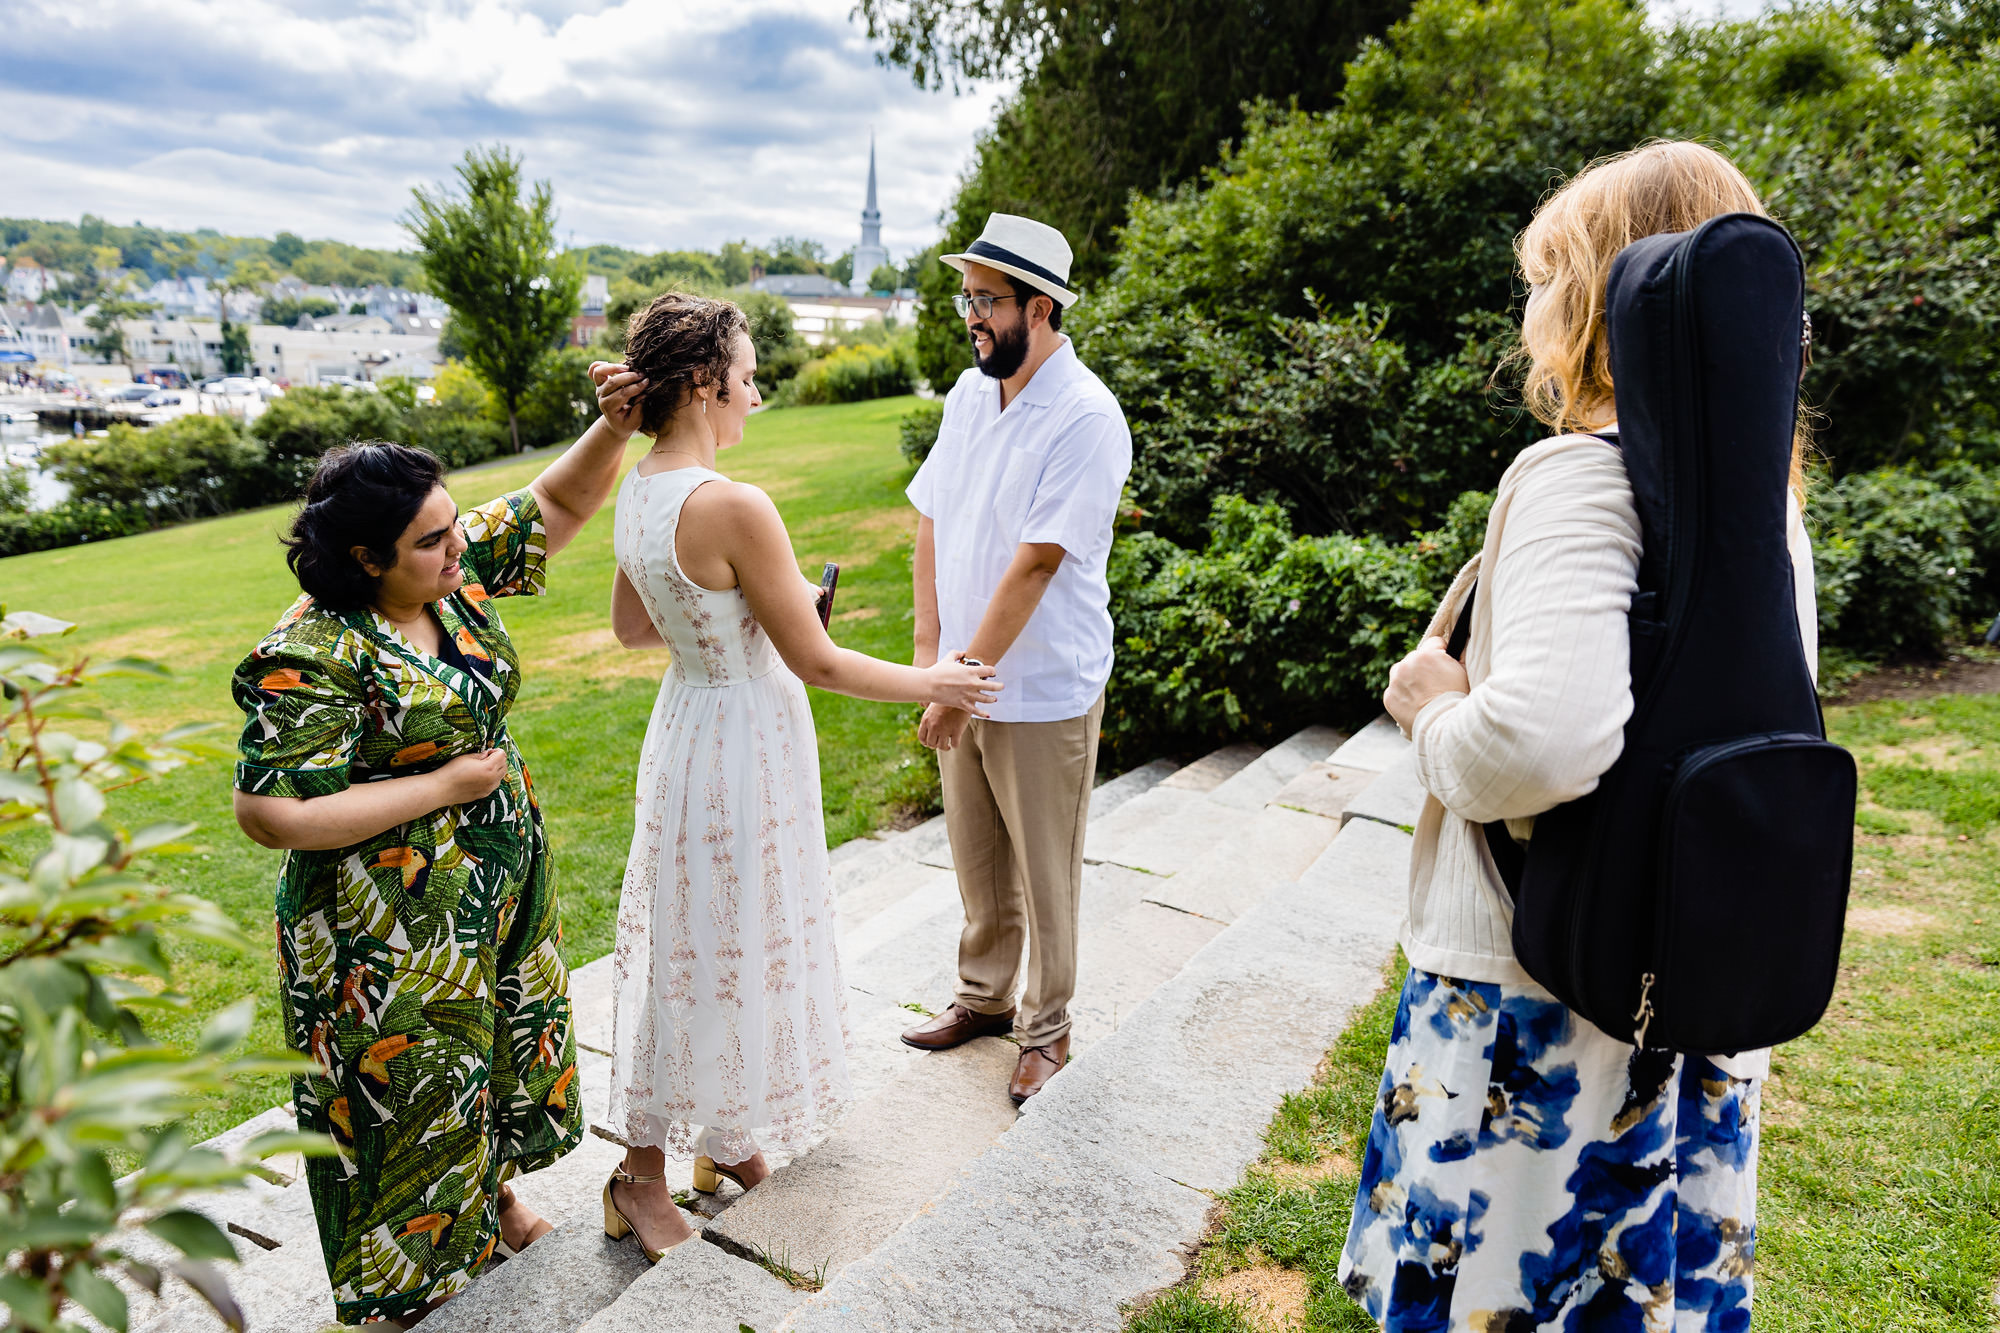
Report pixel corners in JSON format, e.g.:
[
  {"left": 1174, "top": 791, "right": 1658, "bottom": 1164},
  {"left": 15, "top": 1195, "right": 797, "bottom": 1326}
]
[
  {"left": 1, "top": 395, "right": 936, "bottom": 1141},
  {"left": 1130, "top": 691, "right": 2000, "bottom": 1333}
]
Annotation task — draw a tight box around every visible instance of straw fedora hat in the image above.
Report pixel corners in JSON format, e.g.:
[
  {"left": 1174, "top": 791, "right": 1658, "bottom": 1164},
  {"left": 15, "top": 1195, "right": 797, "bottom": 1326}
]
[{"left": 941, "top": 214, "right": 1080, "bottom": 309}]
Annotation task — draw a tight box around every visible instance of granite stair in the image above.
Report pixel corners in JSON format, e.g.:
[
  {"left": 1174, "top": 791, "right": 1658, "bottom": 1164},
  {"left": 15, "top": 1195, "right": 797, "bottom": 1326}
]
[{"left": 114, "top": 720, "right": 1423, "bottom": 1333}]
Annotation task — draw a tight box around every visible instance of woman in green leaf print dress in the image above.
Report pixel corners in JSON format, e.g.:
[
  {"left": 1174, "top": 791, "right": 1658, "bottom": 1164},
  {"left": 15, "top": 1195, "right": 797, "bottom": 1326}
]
[{"left": 230, "top": 371, "right": 649, "bottom": 1327}]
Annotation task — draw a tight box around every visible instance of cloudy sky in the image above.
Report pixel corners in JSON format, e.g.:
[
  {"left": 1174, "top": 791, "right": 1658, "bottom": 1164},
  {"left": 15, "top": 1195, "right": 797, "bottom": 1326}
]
[{"left": 0, "top": 0, "right": 1010, "bottom": 263}]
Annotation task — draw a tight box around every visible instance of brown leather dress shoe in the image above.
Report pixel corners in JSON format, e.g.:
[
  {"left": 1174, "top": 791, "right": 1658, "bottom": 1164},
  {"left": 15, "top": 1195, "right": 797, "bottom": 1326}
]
[
  {"left": 901, "top": 1003, "right": 1016, "bottom": 1051},
  {"left": 1008, "top": 1034, "right": 1070, "bottom": 1104}
]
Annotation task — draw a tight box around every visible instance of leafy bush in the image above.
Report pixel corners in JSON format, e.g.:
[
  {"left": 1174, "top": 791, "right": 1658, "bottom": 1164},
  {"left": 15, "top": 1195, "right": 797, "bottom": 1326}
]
[
  {"left": 1809, "top": 466, "right": 1998, "bottom": 659},
  {"left": 1071, "top": 0, "right": 2000, "bottom": 552},
  {"left": 0, "top": 608, "right": 331, "bottom": 1332},
  {"left": 512, "top": 347, "right": 596, "bottom": 451},
  {"left": 899, "top": 401, "right": 945, "bottom": 466},
  {"left": 0, "top": 463, "right": 30, "bottom": 513},
  {"left": 1074, "top": 0, "right": 1661, "bottom": 545},
  {"left": 250, "top": 385, "right": 405, "bottom": 500},
  {"left": 1103, "top": 490, "right": 1491, "bottom": 765},
  {"left": 784, "top": 338, "right": 917, "bottom": 406},
  {"left": 405, "top": 409, "right": 509, "bottom": 469},
  {"left": 43, "top": 417, "right": 266, "bottom": 524},
  {"left": 0, "top": 499, "right": 152, "bottom": 559}
]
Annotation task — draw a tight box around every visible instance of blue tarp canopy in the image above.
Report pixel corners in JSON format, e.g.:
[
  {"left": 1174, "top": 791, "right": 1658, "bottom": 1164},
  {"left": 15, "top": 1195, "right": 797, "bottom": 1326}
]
[{"left": 0, "top": 349, "right": 35, "bottom": 362}]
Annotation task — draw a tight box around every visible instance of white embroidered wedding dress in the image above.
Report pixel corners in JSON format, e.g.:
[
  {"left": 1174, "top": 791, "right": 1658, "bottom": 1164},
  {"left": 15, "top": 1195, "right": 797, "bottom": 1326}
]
[{"left": 605, "top": 464, "right": 851, "bottom": 1164}]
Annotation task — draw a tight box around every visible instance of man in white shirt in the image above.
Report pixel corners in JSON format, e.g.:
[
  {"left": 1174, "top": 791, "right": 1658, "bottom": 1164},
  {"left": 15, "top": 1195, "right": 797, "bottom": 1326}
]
[{"left": 900, "top": 214, "right": 1132, "bottom": 1104}]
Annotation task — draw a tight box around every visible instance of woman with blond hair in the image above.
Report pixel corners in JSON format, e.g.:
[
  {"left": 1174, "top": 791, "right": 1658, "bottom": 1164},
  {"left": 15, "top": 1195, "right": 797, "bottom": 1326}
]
[{"left": 1339, "top": 141, "right": 1814, "bottom": 1329}]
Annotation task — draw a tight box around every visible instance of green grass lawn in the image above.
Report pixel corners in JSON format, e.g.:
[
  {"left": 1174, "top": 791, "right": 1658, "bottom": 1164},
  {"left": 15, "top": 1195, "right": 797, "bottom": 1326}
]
[
  {"left": 1131, "top": 692, "right": 2000, "bottom": 1333},
  {"left": 1, "top": 395, "right": 937, "bottom": 1141}
]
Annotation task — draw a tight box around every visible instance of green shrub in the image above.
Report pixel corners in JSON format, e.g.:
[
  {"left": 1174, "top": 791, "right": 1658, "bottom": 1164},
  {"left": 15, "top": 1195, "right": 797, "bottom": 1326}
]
[
  {"left": 1104, "top": 489, "right": 1491, "bottom": 765},
  {"left": 899, "top": 401, "right": 945, "bottom": 466},
  {"left": 0, "top": 463, "right": 29, "bottom": 514},
  {"left": 785, "top": 338, "right": 917, "bottom": 406},
  {"left": 512, "top": 347, "right": 596, "bottom": 451},
  {"left": 0, "top": 499, "right": 153, "bottom": 558},
  {"left": 43, "top": 416, "right": 266, "bottom": 523},
  {"left": 250, "top": 385, "right": 406, "bottom": 500},
  {"left": 405, "top": 409, "right": 509, "bottom": 469},
  {"left": 1810, "top": 468, "right": 1982, "bottom": 659},
  {"left": 0, "top": 608, "right": 332, "bottom": 1331}
]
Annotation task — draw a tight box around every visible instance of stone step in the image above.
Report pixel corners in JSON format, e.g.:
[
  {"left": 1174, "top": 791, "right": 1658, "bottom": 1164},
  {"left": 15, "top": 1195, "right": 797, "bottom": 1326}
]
[
  {"left": 1155, "top": 742, "right": 1265, "bottom": 793},
  {"left": 1340, "top": 746, "right": 1427, "bottom": 830},
  {"left": 1267, "top": 761, "right": 1381, "bottom": 821},
  {"left": 1203, "top": 724, "right": 1347, "bottom": 811},
  {"left": 577, "top": 1233, "right": 804, "bottom": 1333},
  {"left": 1132, "top": 802, "right": 1345, "bottom": 926},
  {"left": 414, "top": 1048, "right": 714, "bottom": 1332},
  {"left": 696, "top": 730, "right": 1351, "bottom": 1301},
  {"left": 116, "top": 1107, "right": 338, "bottom": 1333},
  {"left": 826, "top": 756, "right": 1178, "bottom": 937},
  {"left": 1084, "top": 785, "right": 1252, "bottom": 877},
  {"left": 1327, "top": 712, "right": 1408, "bottom": 772},
  {"left": 777, "top": 816, "right": 1415, "bottom": 1333},
  {"left": 699, "top": 1037, "right": 1022, "bottom": 1280},
  {"left": 414, "top": 1207, "right": 705, "bottom": 1333}
]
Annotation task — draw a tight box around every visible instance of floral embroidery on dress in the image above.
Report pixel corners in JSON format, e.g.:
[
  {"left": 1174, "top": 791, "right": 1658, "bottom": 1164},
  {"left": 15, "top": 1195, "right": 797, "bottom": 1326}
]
[{"left": 605, "top": 466, "right": 851, "bottom": 1166}]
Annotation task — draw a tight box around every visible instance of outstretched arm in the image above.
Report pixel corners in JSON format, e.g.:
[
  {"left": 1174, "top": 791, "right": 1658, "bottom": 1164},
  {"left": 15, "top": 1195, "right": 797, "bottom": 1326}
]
[
  {"left": 527, "top": 366, "right": 648, "bottom": 556},
  {"left": 713, "top": 484, "right": 1000, "bottom": 711}
]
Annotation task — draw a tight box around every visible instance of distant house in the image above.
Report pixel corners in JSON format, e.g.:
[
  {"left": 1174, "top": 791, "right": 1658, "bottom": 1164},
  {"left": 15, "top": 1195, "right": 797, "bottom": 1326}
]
[
  {"left": 5, "top": 263, "right": 69, "bottom": 303},
  {"left": 571, "top": 273, "right": 608, "bottom": 347},
  {"left": 296, "top": 313, "right": 396, "bottom": 337}
]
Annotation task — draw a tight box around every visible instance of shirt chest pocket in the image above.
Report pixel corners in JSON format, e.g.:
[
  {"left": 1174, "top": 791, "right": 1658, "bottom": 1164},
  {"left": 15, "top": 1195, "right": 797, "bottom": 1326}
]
[{"left": 990, "top": 436, "right": 1050, "bottom": 534}]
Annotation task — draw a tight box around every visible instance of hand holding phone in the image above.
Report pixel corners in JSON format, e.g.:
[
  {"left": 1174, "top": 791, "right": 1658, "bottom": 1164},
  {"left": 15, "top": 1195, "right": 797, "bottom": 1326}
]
[{"left": 816, "top": 561, "right": 840, "bottom": 629}]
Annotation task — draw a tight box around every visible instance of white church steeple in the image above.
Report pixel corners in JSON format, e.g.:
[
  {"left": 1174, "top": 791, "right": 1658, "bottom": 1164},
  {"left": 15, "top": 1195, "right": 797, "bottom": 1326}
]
[{"left": 850, "top": 133, "right": 890, "bottom": 295}]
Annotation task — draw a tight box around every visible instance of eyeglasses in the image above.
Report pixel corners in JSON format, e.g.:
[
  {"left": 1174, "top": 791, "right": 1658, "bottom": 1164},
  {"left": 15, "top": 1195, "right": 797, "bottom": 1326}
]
[{"left": 952, "top": 293, "right": 1022, "bottom": 320}]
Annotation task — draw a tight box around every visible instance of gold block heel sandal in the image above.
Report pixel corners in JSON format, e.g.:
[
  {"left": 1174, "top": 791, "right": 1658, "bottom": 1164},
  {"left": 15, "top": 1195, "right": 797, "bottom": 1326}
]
[
  {"left": 602, "top": 1166, "right": 692, "bottom": 1263},
  {"left": 691, "top": 1155, "right": 753, "bottom": 1194}
]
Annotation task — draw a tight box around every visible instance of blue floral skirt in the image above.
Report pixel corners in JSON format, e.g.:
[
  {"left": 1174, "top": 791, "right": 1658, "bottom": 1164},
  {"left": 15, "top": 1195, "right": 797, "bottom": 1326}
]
[{"left": 1338, "top": 968, "right": 1759, "bottom": 1332}]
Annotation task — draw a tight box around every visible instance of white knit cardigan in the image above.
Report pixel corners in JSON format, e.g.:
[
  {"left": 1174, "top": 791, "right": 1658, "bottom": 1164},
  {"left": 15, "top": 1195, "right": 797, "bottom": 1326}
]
[{"left": 1401, "top": 433, "right": 1815, "bottom": 1069}]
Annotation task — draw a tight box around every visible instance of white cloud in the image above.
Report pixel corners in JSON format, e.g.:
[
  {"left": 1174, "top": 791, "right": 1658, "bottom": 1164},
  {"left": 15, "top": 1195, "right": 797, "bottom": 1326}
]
[{"left": 0, "top": 0, "right": 1009, "bottom": 261}]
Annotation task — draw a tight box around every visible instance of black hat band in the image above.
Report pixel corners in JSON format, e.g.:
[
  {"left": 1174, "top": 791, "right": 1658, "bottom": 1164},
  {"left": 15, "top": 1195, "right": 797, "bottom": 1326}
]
[{"left": 963, "top": 239, "right": 1069, "bottom": 295}]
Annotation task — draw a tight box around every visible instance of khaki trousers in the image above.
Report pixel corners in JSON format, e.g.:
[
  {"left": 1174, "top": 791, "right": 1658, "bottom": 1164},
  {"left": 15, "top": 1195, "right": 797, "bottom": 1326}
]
[{"left": 937, "top": 693, "right": 1103, "bottom": 1047}]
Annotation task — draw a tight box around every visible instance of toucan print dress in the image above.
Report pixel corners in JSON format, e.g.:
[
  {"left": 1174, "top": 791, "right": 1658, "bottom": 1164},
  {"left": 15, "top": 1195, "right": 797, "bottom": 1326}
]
[{"left": 231, "top": 488, "right": 581, "bottom": 1325}]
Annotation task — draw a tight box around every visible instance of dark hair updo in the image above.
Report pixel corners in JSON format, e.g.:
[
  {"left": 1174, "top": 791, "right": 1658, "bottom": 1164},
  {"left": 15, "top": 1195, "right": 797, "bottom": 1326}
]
[
  {"left": 283, "top": 441, "right": 446, "bottom": 610},
  {"left": 622, "top": 292, "right": 751, "bottom": 436}
]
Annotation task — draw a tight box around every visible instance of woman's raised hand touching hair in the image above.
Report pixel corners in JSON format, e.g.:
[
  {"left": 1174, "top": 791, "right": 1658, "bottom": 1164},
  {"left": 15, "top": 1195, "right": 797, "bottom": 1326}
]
[{"left": 591, "top": 362, "right": 649, "bottom": 436}]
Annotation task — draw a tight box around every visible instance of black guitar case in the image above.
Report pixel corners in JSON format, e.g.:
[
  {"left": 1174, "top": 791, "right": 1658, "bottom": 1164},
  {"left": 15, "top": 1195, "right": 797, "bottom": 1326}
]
[{"left": 1501, "top": 213, "right": 1857, "bottom": 1054}]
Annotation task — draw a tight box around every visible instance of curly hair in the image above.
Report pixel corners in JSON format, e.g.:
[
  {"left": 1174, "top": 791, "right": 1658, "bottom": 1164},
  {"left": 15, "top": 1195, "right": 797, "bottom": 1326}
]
[
  {"left": 622, "top": 292, "right": 752, "bottom": 436},
  {"left": 282, "top": 441, "right": 445, "bottom": 611}
]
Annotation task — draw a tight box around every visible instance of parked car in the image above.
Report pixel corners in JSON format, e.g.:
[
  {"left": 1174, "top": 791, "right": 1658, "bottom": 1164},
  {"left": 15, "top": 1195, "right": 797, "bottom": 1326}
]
[
  {"left": 142, "top": 391, "right": 182, "bottom": 408},
  {"left": 108, "top": 384, "right": 155, "bottom": 402}
]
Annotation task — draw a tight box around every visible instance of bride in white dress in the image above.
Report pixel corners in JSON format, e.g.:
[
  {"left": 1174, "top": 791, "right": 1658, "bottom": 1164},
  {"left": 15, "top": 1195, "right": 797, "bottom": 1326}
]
[{"left": 588, "top": 294, "right": 1000, "bottom": 1261}]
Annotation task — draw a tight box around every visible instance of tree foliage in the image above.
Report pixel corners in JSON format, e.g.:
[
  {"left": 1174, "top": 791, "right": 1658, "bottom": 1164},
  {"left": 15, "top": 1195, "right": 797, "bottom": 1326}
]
[
  {"left": 0, "top": 609, "right": 332, "bottom": 1333},
  {"left": 0, "top": 216, "right": 423, "bottom": 290},
  {"left": 868, "top": 0, "right": 1414, "bottom": 388},
  {"left": 404, "top": 147, "right": 583, "bottom": 452},
  {"left": 1071, "top": 0, "right": 2000, "bottom": 547}
]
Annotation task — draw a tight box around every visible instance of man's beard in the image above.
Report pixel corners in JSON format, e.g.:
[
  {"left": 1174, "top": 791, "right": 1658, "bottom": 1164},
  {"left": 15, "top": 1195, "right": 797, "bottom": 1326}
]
[{"left": 972, "top": 317, "right": 1029, "bottom": 379}]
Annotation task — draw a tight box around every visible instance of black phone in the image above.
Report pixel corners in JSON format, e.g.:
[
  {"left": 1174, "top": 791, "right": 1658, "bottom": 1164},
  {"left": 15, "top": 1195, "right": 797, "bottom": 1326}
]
[{"left": 817, "top": 561, "right": 840, "bottom": 628}]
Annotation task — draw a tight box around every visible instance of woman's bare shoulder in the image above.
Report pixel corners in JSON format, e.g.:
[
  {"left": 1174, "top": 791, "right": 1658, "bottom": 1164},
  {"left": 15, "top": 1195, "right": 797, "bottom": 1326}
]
[{"left": 681, "top": 477, "right": 781, "bottom": 528}]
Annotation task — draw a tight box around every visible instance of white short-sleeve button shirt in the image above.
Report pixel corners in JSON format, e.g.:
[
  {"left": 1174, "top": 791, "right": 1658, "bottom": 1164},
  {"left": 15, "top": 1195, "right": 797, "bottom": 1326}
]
[{"left": 907, "top": 338, "right": 1133, "bottom": 723}]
